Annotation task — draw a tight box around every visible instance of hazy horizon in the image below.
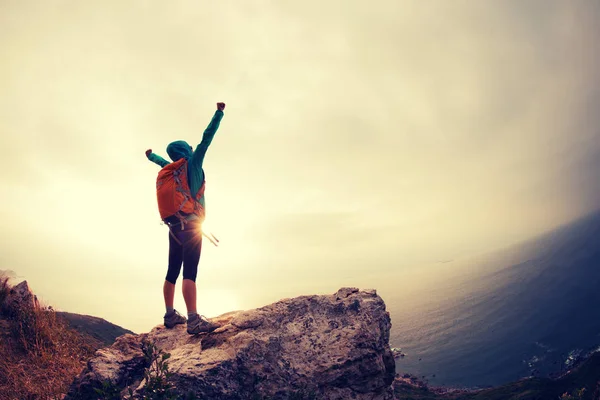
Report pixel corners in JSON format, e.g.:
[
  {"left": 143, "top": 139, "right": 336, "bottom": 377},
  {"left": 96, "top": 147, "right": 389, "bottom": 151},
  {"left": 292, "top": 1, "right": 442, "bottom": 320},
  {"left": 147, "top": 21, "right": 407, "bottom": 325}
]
[{"left": 1, "top": 1, "right": 599, "bottom": 333}]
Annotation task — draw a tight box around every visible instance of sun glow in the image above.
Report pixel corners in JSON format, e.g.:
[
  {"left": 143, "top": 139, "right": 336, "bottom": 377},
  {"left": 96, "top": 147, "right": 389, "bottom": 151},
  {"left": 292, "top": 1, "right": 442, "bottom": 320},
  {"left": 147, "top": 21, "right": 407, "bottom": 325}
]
[{"left": 197, "top": 288, "right": 242, "bottom": 318}]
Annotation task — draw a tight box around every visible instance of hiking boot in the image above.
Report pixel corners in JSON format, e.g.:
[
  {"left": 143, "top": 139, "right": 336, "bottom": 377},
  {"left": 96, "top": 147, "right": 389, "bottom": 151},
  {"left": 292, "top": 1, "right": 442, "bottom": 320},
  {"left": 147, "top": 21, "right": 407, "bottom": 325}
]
[
  {"left": 164, "top": 309, "right": 187, "bottom": 328},
  {"left": 187, "top": 314, "right": 220, "bottom": 334}
]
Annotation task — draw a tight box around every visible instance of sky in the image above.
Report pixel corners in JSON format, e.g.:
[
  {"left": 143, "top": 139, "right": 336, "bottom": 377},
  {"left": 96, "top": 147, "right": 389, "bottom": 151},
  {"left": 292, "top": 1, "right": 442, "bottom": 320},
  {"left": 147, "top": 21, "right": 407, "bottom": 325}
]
[{"left": 1, "top": 0, "right": 599, "bottom": 333}]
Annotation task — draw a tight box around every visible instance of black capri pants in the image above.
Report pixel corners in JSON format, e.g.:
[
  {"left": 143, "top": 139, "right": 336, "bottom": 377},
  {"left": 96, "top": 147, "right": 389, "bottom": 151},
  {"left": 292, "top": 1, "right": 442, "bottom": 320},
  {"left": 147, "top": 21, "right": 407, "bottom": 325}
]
[{"left": 164, "top": 215, "right": 203, "bottom": 284}]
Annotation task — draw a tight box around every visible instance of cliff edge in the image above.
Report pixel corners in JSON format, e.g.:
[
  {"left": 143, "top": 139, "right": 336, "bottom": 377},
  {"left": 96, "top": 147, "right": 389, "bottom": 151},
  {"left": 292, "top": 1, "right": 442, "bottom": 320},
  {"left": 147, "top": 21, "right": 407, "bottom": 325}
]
[{"left": 65, "top": 287, "right": 396, "bottom": 400}]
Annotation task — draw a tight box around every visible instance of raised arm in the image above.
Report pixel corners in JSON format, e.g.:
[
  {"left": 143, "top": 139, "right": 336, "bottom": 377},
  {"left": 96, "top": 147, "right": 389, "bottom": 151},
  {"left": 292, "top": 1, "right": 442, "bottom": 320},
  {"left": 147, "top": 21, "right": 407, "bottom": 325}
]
[
  {"left": 189, "top": 103, "right": 225, "bottom": 173},
  {"left": 145, "top": 149, "right": 170, "bottom": 168}
]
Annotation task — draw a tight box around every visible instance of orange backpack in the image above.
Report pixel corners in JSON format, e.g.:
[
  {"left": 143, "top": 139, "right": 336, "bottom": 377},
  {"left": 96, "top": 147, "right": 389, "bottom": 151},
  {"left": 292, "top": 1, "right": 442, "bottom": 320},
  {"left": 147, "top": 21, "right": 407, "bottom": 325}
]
[{"left": 156, "top": 158, "right": 205, "bottom": 221}]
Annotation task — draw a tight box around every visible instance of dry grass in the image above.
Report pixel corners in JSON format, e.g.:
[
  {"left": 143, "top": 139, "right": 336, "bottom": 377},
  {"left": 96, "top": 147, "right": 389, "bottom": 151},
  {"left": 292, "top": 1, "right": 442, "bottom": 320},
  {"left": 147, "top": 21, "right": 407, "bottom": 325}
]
[
  {"left": 0, "top": 275, "right": 9, "bottom": 306},
  {"left": 0, "top": 276, "right": 100, "bottom": 400}
]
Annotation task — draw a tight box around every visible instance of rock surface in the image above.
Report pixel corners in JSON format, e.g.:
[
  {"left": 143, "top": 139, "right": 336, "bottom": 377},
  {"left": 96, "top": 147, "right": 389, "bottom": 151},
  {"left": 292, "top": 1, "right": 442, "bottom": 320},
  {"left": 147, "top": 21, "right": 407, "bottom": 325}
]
[
  {"left": 3, "top": 280, "right": 39, "bottom": 315},
  {"left": 65, "top": 287, "right": 396, "bottom": 400}
]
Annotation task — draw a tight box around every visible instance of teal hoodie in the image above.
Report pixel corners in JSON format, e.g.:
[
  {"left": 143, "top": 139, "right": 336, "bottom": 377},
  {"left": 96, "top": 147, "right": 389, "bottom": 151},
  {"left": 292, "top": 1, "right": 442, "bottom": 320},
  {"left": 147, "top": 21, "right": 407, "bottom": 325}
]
[{"left": 147, "top": 109, "right": 224, "bottom": 211}]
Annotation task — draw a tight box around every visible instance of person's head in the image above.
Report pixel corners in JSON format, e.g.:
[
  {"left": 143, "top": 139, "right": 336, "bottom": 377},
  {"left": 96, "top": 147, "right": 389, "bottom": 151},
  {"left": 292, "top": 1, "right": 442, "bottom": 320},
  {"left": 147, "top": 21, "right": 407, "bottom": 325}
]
[{"left": 166, "top": 140, "right": 193, "bottom": 162}]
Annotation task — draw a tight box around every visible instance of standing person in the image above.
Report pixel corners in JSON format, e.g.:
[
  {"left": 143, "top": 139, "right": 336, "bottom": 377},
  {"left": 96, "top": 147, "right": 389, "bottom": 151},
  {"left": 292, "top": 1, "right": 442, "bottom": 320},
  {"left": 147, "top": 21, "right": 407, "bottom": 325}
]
[{"left": 145, "top": 102, "right": 225, "bottom": 334}]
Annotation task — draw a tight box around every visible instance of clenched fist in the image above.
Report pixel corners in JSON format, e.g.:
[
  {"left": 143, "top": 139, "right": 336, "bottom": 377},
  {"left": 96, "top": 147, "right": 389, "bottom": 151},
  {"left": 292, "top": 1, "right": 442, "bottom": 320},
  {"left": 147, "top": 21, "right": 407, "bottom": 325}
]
[{"left": 217, "top": 102, "right": 226, "bottom": 111}]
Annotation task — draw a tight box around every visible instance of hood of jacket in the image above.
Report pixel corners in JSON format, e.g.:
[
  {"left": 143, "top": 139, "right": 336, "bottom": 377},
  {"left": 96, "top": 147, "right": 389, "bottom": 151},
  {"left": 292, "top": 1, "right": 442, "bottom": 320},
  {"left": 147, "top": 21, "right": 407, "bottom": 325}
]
[{"left": 166, "top": 140, "right": 193, "bottom": 162}]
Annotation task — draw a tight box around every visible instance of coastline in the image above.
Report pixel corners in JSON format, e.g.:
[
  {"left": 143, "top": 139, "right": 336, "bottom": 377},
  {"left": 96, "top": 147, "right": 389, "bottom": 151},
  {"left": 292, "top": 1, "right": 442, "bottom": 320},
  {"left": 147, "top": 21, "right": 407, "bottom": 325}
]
[{"left": 393, "top": 347, "right": 600, "bottom": 399}]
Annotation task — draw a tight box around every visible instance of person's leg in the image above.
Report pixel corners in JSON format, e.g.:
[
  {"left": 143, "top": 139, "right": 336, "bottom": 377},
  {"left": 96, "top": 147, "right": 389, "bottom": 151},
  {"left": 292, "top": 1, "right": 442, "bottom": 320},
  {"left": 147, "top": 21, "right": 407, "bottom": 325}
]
[
  {"left": 163, "top": 280, "right": 176, "bottom": 309},
  {"left": 182, "top": 279, "right": 197, "bottom": 314},
  {"left": 182, "top": 225, "right": 220, "bottom": 334},
  {"left": 182, "top": 226, "right": 201, "bottom": 315},
  {"left": 164, "top": 227, "right": 187, "bottom": 328},
  {"left": 165, "top": 228, "right": 184, "bottom": 309}
]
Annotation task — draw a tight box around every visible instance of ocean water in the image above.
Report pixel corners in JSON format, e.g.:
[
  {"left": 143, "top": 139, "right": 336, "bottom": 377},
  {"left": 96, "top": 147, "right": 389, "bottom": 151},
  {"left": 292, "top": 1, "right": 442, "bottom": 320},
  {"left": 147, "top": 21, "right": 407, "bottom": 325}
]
[{"left": 388, "top": 211, "right": 600, "bottom": 388}]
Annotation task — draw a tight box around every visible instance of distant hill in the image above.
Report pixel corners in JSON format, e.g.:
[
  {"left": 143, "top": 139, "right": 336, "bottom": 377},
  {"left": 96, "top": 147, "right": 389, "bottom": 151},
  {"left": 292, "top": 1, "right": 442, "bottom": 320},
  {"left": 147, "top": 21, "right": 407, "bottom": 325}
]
[{"left": 57, "top": 312, "right": 134, "bottom": 346}]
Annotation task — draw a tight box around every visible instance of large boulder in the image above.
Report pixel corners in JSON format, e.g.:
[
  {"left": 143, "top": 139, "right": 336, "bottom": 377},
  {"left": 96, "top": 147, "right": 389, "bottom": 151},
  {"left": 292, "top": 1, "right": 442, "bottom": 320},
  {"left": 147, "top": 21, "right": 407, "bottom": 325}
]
[
  {"left": 66, "top": 287, "right": 396, "bottom": 400},
  {"left": 3, "top": 280, "right": 39, "bottom": 316}
]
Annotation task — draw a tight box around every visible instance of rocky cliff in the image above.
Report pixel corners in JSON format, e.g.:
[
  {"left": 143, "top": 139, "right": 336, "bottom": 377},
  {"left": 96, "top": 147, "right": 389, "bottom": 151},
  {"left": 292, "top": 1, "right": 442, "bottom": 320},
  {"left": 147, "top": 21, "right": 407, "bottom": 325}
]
[{"left": 66, "top": 287, "right": 396, "bottom": 400}]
